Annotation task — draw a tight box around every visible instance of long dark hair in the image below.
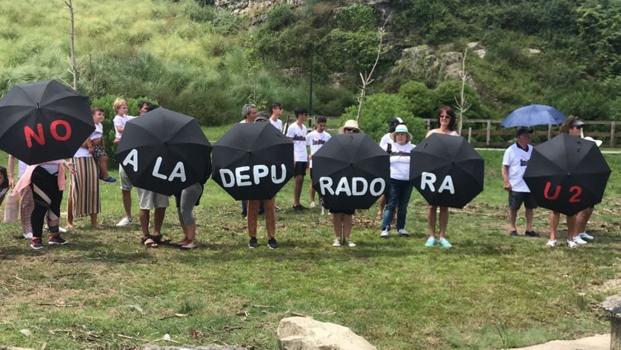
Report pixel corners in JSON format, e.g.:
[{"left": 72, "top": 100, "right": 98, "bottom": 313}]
[
  {"left": 0, "top": 166, "right": 8, "bottom": 190},
  {"left": 437, "top": 106, "right": 456, "bottom": 131}
]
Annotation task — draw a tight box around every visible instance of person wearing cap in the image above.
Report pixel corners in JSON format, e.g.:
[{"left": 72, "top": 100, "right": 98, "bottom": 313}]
[
  {"left": 378, "top": 117, "right": 405, "bottom": 218},
  {"left": 306, "top": 115, "right": 331, "bottom": 210},
  {"left": 286, "top": 107, "right": 309, "bottom": 211},
  {"left": 424, "top": 106, "right": 459, "bottom": 248},
  {"left": 331, "top": 120, "right": 361, "bottom": 247},
  {"left": 380, "top": 124, "right": 415, "bottom": 238},
  {"left": 502, "top": 126, "right": 538, "bottom": 238},
  {"left": 548, "top": 116, "right": 596, "bottom": 248}
]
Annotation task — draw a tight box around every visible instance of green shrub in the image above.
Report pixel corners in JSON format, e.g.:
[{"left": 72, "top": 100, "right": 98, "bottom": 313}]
[
  {"left": 335, "top": 4, "right": 375, "bottom": 31},
  {"left": 398, "top": 81, "right": 435, "bottom": 119},
  {"left": 433, "top": 80, "right": 489, "bottom": 119},
  {"left": 340, "top": 93, "right": 426, "bottom": 143}
]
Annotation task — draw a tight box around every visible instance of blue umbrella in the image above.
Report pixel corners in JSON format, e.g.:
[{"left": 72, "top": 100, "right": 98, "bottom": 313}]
[{"left": 501, "top": 104, "right": 566, "bottom": 128}]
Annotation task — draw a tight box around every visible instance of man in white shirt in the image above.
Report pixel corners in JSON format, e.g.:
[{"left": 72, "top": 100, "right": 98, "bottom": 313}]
[
  {"left": 502, "top": 126, "right": 537, "bottom": 237},
  {"left": 269, "top": 102, "right": 283, "bottom": 132},
  {"left": 286, "top": 107, "right": 309, "bottom": 211},
  {"left": 306, "top": 116, "right": 331, "bottom": 208}
]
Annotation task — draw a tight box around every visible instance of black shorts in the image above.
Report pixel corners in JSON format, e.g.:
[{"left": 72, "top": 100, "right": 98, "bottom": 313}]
[
  {"left": 508, "top": 191, "right": 537, "bottom": 210},
  {"left": 294, "top": 162, "right": 308, "bottom": 177}
]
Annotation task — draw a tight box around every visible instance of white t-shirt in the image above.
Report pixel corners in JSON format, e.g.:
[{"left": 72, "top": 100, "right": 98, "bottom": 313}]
[
  {"left": 18, "top": 160, "right": 27, "bottom": 177},
  {"left": 91, "top": 123, "right": 103, "bottom": 140},
  {"left": 426, "top": 129, "right": 459, "bottom": 137},
  {"left": 39, "top": 160, "right": 62, "bottom": 175},
  {"left": 502, "top": 143, "right": 533, "bottom": 193},
  {"left": 270, "top": 118, "right": 283, "bottom": 132},
  {"left": 384, "top": 142, "right": 415, "bottom": 181},
  {"left": 306, "top": 130, "right": 331, "bottom": 168},
  {"left": 379, "top": 133, "right": 393, "bottom": 149},
  {"left": 113, "top": 115, "right": 134, "bottom": 141},
  {"left": 286, "top": 122, "right": 308, "bottom": 162}
]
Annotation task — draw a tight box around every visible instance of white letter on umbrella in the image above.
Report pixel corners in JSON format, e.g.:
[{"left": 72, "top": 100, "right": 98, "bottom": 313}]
[
  {"left": 152, "top": 157, "right": 168, "bottom": 180},
  {"left": 253, "top": 165, "right": 269, "bottom": 185},
  {"left": 369, "top": 178, "right": 386, "bottom": 196},
  {"left": 351, "top": 177, "right": 368, "bottom": 196},
  {"left": 420, "top": 172, "right": 436, "bottom": 192},
  {"left": 219, "top": 169, "right": 235, "bottom": 187},
  {"left": 334, "top": 177, "right": 352, "bottom": 196},
  {"left": 438, "top": 175, "right": 455, "bottom": 194},
  {"left": 123, "top": 149, "right": 139, "bottom": 172},
  {"left": 168, "top": 162, "right": 186, "bottom": 182},
  {"left": 271, "top": 164, "right": 287, "bottom": 184},
  {"left": 319, "top": 177, "right": 334, "bottom": 195},
  {"left": 236, "top": 166, "right": 251, "bottom": 186}
]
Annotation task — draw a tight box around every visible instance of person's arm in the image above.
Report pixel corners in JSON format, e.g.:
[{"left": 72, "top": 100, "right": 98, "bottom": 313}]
[
  {"left": 7, "top": 154, "right": 15, "bottom": 188},
  {"left": 501, "top": 165, "right": 511, "bottom": 191}
]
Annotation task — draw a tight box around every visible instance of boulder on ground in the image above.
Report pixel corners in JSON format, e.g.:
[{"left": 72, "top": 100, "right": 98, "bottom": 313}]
[{"left": 277, "top": 316, "right": 376, "bottom": 350}]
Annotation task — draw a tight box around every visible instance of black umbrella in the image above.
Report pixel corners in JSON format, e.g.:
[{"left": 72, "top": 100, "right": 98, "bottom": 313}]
[
  {"left": 410, "top": 133, "right": 484, "bottom": 208},
  {"left": 212, "top": 122, "right": 293, "bottom": 200},
  {"left": 115, "top": 107, "right": 211, "bottom": 196},
  {"left": 311, "top": 133, "right": 389, "bottom": 211},
  {"left": 0, "top": 80, "right": 94, "bottom": 164},
  {"left": 523, "top": 133, "right": 611, "bottom": 216}
]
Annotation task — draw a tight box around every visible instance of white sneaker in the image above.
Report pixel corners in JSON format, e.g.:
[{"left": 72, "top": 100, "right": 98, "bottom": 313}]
[
  {"left": 309, "top": 201, "right": 316, "bottom": 208},
  {"left": 546, "top": 239, "right": 557, "bottom": 247},
  {"left": 578, "top": 232, "right": 594, "bottom": 241},
  {"left": 573, "top": 236, "right": 588, "bottom": 245},
  {"left": 321, "top": 207, "right": 325, "bottom": 215},
  {"left": 23, "top": 232, "right": 33, "bottom": 240},
  {"left": 380, "top": 230, "right": 390, "bottom": 238},
  {"left": 397, "top": 229, "right": 410, "bottom": 236},
  {"left": 58, "top": 227, "right": 67, "bottom": 233},
  {"left": 346, "top": 240, "right": 356, "bottom": 247},
  {"left": 116, "top": 217, "right": 133, "bottom": 227},
  {"left": 566, "top": 239, "right": 577, "bottom": 248},
  {"left": 332, "top": 239, "right": 341, "bottom": 247}
]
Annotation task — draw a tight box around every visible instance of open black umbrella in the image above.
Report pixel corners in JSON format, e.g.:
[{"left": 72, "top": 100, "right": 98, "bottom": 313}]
[
  {"left": 410, "top": 133, "right": 484, "bottom": 208},
  {"left": 523, "top": 133, "right": 611, "bottom": 216},
  {"left": 0, "top": 80, "right": 94, "bottom": 164},
  {"left": 212, "top": 122, "right": 293, "bottom": 200},
  {"left": 311, "top": 133, "right": 389, "bottom": 211},
  {"left": 115, "top": 107, "right": 211, "bottom": 196}
]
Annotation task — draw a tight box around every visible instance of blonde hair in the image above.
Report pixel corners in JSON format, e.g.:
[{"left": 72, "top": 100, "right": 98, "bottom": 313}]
[{"left": 113, "top": 98, "right": 128, "bottom": 114}]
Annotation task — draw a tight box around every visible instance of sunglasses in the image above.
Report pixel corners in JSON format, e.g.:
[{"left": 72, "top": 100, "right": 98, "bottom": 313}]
[
  {"left": 344, "top": 128, "right": 360, "bottom": 133},
  {"left": 572, "top": 125, "right": 583, "bottom": 129}
]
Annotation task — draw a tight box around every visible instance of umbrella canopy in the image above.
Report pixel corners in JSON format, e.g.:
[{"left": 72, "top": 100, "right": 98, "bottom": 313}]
[
  {"left": 501, "top": 104, "right": 566, "bottom": 128},
  {"left": 410, "top": 133, "right": 484, "bottom": 208},
  {"left": 115, "top": 107, "right": 211, "bottom": 196},
  {"left": 311, "top": 133, "right": 389, "bottom": 211},
  {"left": 212, "top": 123, "right": 293, "bottom": 200},
  {"left": 523, "top": 133, "right": 611, "bottom": 216},
  {"left": 0, "top": 80, "right": 94, "bottom": 164}
]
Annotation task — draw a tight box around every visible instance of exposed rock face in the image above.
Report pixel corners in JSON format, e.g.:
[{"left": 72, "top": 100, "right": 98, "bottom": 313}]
[
  {"left": 215, "top": 0, "right": 304, "bottom": 15},
  {"left": 277, "top": 317, "right": 377, "bottom": 350}
]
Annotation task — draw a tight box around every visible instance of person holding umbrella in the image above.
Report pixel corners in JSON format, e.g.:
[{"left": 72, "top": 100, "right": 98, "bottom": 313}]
[
  {"left": 547, "top": 116, "right": 592, "bottom": 248},
  {"left": 377, "top": 117, "right": 404, "bottom": 217},
  {"left": 286, "top": 107, "right": 309, "bottom": 211},
  {"left": 425, "top": 106, "right": 459, "bottom": 248},
  {"left": 380, "top": 124, "right": 415, "bottom": 238},
  {"left": 502, "top": 126, "right": 538, "bottom": 237},
  {"left": 330, "top": 120, "right": 362, "bottom": 247}
]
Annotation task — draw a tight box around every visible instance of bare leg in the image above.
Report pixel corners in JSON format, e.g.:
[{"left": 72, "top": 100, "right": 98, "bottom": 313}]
[
  {"left": 332, "top": 213, "right": 343, "bottom": 239},
  {"left": 90, "top": 213, "right": 99, "bottom": 228},
  {"left": 67, "top": 191, "right": 74, "bottom": 228},
  {"left": 576, "top": 207, "right": 594, "bottom": 234},
  {"left": 549, "top": 211, "right": 560, "bottom": 241},
  {"left": 508, "top": 207, "right": 518, "bottom": 233},
  {"left": 122, "top": 190, "right": 132, "bottom": 218},
  {"left": 309, "top": 181, "right": 316, "bottom": 203},
  {"left": 293, "top": 175, "right": 304, "bottom": 206},
  {"left": 427, "top": 206, "right": 437, "bottom": 238},
  {"left": 525, "top": 208, "right": 534, "bottom": 232},
  {"left": 153, "top": 207, "right": 166, "bottom": 235},
  {"left": 264, "top": 199, "right": 276, "bottom": 239},
  {"left": 343, "top": 214, "right": 353, "bottom": 241},
  {"left": 439, "top": 207, "right": 449, "bottom": 238},
  {"left": 566, "top": 214, "right": 577, "bottom": 241},
  {"left": 247, "top": 200, "right": 260, "bottom": 237},
  {"left": 98, "top": 156, "right": 110, "bottom": 178},
  {"left": 140, "top": 209, "right": 150, "bottom": 236}
]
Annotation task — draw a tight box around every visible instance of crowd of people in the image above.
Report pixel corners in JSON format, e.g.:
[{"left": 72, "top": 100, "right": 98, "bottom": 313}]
[{"left": 0, "top": 100, "right": 600, "bottom": 251}]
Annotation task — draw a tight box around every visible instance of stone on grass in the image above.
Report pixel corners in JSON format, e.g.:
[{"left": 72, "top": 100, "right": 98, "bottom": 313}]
[
  {"left": 142, "top": 345, "right": 248, "bottom": 350},
  {"left": 277, "top": 316, "right": 376, "bottom": 350}
]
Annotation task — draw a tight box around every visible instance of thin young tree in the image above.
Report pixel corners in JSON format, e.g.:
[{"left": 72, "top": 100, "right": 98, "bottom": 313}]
[
  {"left": 454, "top": 48, "right": 471, "bottom": 135},
  {"left": 356, "top": 16, "right": 390, "bottom": 123},
  {"left": 65, "top": 0, "right": 79, "bottom": 89}
]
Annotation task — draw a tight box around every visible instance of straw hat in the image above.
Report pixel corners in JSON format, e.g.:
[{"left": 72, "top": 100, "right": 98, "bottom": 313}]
[
  {"left": 391, "top": 124, "right": 412, "bottom": 142},
  {"left": 339, "top": 119, "right": 360, "bottom": 133}
]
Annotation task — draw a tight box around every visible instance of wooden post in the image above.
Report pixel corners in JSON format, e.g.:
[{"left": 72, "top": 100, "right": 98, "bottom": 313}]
[
  {"left": 426, "top": 119, "right": 431, "bottom": 131},
  {"left": 486, "top": 120, "right": 491, "bottom": 146},
  {"left": 547, "top": 124, "right": 552, "bottom": 140},
  {"left": 611, "top": 121, "right": 616, "bottom": 147},
  {"left": 468, "top": 127, "right": 472, "bottom": 143},
  {"left": 603, "top": 295, "right": 621, "bottom": 350}
]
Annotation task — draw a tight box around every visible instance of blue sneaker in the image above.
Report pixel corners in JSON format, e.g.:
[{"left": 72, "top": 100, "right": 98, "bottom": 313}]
[
  {"left": 425, "top": 237, "right": 436, "bottom": 247},
  {"left": 438, "top": 237, "right": 452, "bottom": 249}
]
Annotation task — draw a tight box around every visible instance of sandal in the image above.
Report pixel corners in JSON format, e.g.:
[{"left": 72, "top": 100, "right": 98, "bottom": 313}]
[
  {"left": 151, "top": 235, "right": 171, "bottom": 245},
  {"left": 141, "top": 235, "right": 158, "bottom": 248}
]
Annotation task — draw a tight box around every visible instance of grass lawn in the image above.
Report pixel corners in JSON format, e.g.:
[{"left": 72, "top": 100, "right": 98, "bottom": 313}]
[{"left": 0, "top": 146, "right": 620, "bottom": 350}]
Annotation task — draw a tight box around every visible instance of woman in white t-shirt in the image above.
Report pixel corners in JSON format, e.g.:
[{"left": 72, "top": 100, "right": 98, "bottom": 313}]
[
  {"left": 380, "top": 124, "right": 415, "bottom": 238},
  {"left": 425, "top": 106, "right": 459, "bottom": 249}
]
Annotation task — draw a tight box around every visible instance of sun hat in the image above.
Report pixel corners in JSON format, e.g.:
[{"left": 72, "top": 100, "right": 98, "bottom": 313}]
[
  {"left": 339, "top": 119, "right": 360, "bottom": 133},
  {"left": 391, "top": 124, "right": 411, "bottom": 142}
]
